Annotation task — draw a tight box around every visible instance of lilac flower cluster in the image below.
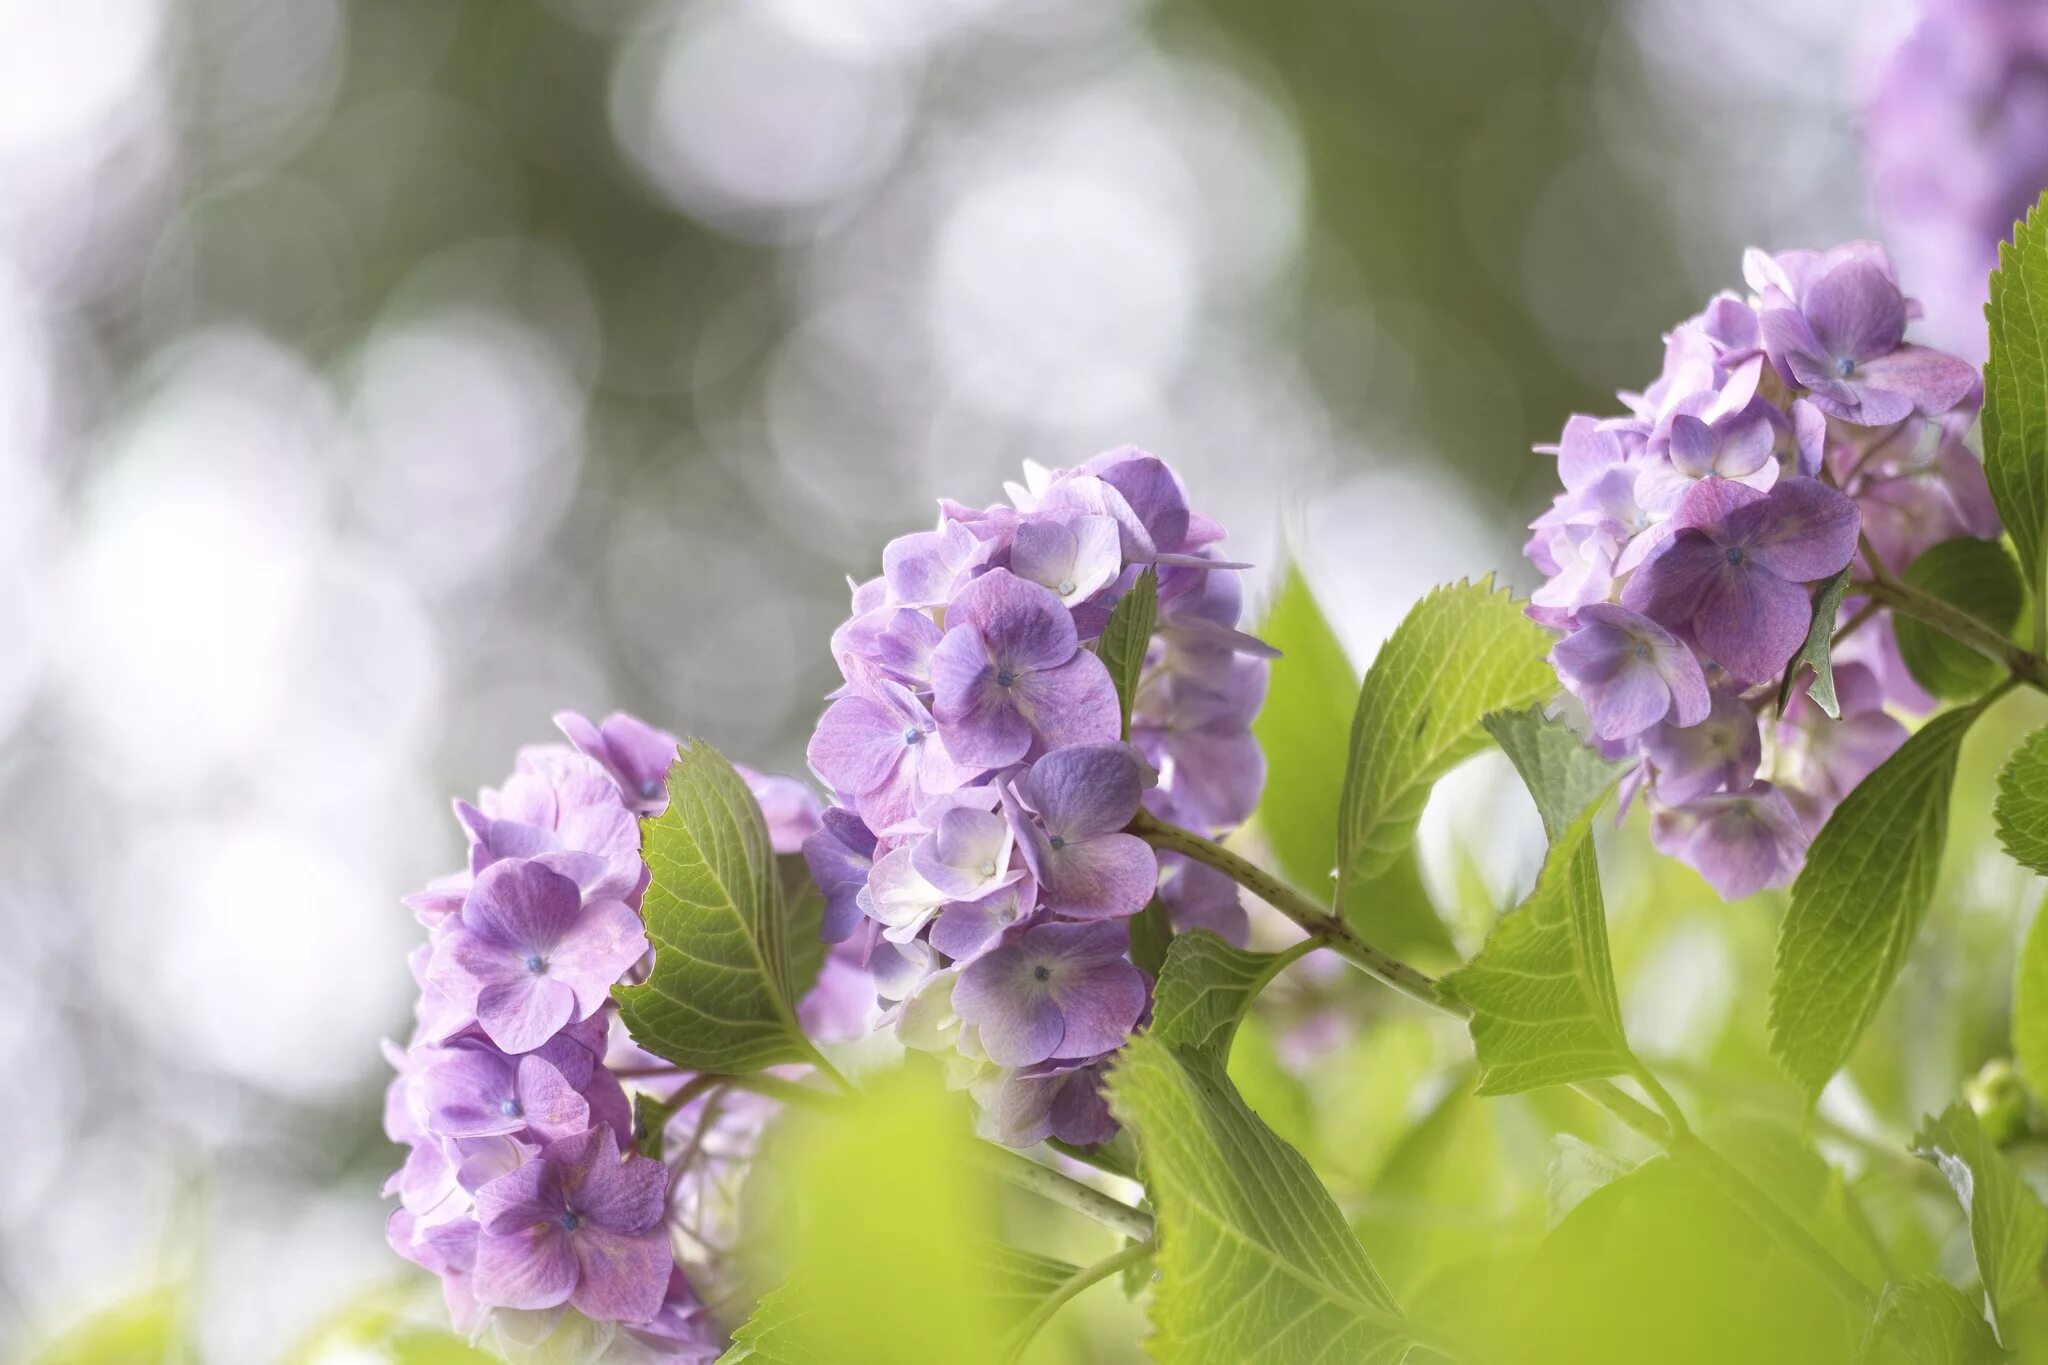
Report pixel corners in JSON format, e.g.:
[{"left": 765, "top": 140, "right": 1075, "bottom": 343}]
[
  {"left": 1527, "top": 243, "right": 1994, "bottom": 899},
  {"left": 805, "top": 448, "right": 1269, "bottom": 1146},
  {"left": 385, "top": 711, "right": 837, "bottom": 1362},
  {"left": 1866, "top": 0, "right": 2048, "bottom": 360}
]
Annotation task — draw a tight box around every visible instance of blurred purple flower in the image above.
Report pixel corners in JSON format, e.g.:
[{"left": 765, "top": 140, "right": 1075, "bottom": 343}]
[
  {"left": 1639, "top": 691, "right": 1763, "bottom": 806},
  {"left": 1651, "top": 783, "right": 1809, "bottom": 900}
]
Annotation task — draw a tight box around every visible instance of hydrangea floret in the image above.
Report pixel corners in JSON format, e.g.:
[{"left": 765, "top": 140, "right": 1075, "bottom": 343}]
[
  {"left": 1525, "top": 242, "right": 1995, "bottom": 897},
  {"left": 384, "top": 711, "right": 861, "bottom": 1362},
  {"left": 803, "top": 448, "right": 1271, "bottom": 1145}
]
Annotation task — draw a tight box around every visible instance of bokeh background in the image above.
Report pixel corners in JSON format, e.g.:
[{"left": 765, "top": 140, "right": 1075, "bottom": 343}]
[{"left": 5, "top": 0, "right": 2025, "bottom": 1360}]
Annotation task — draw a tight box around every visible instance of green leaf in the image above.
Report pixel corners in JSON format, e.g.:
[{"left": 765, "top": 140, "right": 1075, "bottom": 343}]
[
  {"left": 614, "top": 742, "right": 814, "bottom": 1074},
  {"left": 1912, "top": 1102, "right": 2048, "bottom": 1334},
  {"left": 1769, "top": 703, "right": 1986, "bottom": 1100},
  {"left": 1777, "top": 567, "right": 1855, "bottom": 719},
  {"left": 720, "top": 1066, "right": 1001, "bottom": 1364},
  {"left": 1098, "top": 566, "right": 1157, "bottom": 740},
  {"left": 1861, "top": 1277, "right": 2008, "bottom": 1365},
  {"left": 1497, "top": 1155, "right": 1869, "bottom": 1365},
  {"left": 1127, "top": 895, "right": 1174, "bottom": 978},
  {"left": 1984, "top": 190, "right": 2048, "bottom": 606},
  {"left": 1547, "top": 1134, "right": 1635, "bottom": 1227},
  {"left": 2018, "top": 896, "right": 2048, "bottom": 1089},
  {"left": 1336, "top": 577, "right": 1553, "bottom": 910},
  {"left": 1996, "top": 726, "right": 2048, "bottom": 876},
  {"left": 1254, "top": 567, "right": 1456, "bottom": 961},
  {"left": 1482, "top": 704, "right": 1630, "bottom": 841},
  {"left": 1106, "top": 1034, "right": 1422, "bottom": 1364},
  {"left": 1440, "top": 812, "right": 1633, "bottom": 1095},
  {"left": 1149, "top": 929, "right": 1318, "bottom": 1058},
  {"left": 1894, "top": 539, "right": 2024, "bottom": 700}
]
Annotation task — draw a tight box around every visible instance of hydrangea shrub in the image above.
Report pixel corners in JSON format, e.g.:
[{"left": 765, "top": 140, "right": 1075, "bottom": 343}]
[{"left": 373, "top": 198, "right": 2048, "bottom": 1362}]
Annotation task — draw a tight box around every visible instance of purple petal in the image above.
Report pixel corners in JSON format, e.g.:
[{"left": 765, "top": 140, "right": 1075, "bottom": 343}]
[
  {"left": 1049, "top": 956, "right": 1148, "bottom": 1058},
  {"left": 546, "top": 898, "right": 650, "bottom": 1017},
  {"left": 1667, "top": 414, "right": 1718, "bottom": 476},
  {"left": 948, "top": 569, "right": 1079, "bottom": 674},
  {"left": 1012, "top": 652, "right": 1120, "bottom": 752},
  {"left": 474, "top": 1222, "right": 579, "bottom": 1311},
  {"left": 1730, "top": 478, "right": 1859, "bottom": 583},
  {"left": 959, "top": 964, "right": 1064, "bottom": 1069},
  {"left": 805, "top": 695, "right": 908, "bottom": 797},
  {"left": 803, "top": 814, "right": 876, "bottom": 944},
  {"left": 464, "top": 859, "right": 586, "bottom": 957},
  {"left": 476, "top": 1150, "right": 569, "bottom": 1234},
  {"left": 912, "top": 806, "right": 1019, "bottom": 901},
  {"left": 931, "top": 625, "right": 1032, "bottom": 768},
  {"left": 1669, "top": 476, "right": 1766, "bottom": 537},
  {"left": 515, "top": 1056, "right": 592, "bottom": 1143},
  {"left": 569, "top": 1127, "right": 668, "bottom": 1234},
  {"left": 1019, "top": 742, "right": 1147, "bottom": 838},
  {"left": 1854, "top": 344, "right": 1982, "bottom": 419},
  {"left": 1619, "top": 530, "right": 1727, "bottom": 631},
  {"left": 1039, "top": 833, "right": 1158, "bottom": 919},
  {"left": 1691, "top": 565, "right": 1812, "bottom": 685},
  {"left": 425, "top": 1047, "right": 521, "bottom": 1138},
  {"left": 1803, "top": 260, "right": 1906, "bottom": 362},
  {"left": 569, "top": 1225, "right": 674, "bottom": 1323},
  {"left": 478, "top": 974, "right": 579, "bottom": 1054}
]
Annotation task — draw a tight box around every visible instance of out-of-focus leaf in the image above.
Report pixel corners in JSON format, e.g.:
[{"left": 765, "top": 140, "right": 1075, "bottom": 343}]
[
  {"left": 1098, "top": 567, "right": 1157, "bottom": 739},
  {"left": 32, "top": 1290, "right": 186, "bottom": 1365},
  {"left": 1150, "top": 929, "right": 1318, "bottom": 1058},
  {"left": 1894, "top": 540, "right": 2023, "bottom": 700},
  {"left": 615, "top": 743, "right": 813, "bottom": 1073},
  {"left": 1494, "top": 1155, "right": 1866, "bottom": 1364},
  {"left": 1860, "top": 1277, "right": 2008, "bottom": 1365},
  {"left": 1778, "top": 567, "right": 1856, "bottom": 718},
  {"left": 2019, "top": 896, "right": 2048, "bottom": 1089},
  {"left": 720, "top": 1065, "right": 1001, "bottom": 1363},
  {"left": 1442, "top": 812, "right": 1634, "bottom": 1095},
  {"left": 1335, "top": 577, "right": 1553, "bottom": 915},
  {"left": 1482, "top": 703, "right": 1629, "bottom": 842},
  {"left": 1107, "top": 1034, "right": 1423, "bottom": 1364},
  {"left": 1226, "top": 1011, "right": 1317, "bottom": 1158},
  {"left": 1547, "top": 1134, "right": 1635, "bottom": 1227},
  {"left": 1702, "top": 1116, "right": 1889, "bottom": 1290},
  {"left": 976, "top": 1243, "right": 1083, "bottom": 1328},
  {"left": 1996, "top": 726, "right": 2048, "bottom": 877},
  {"left": 1770, "top": 703, "right": 1984, "bottom": 1100},
  {"left": 1252, "top": 566, "right": 1454, "bottom": 961},
  {"left": 1911, "top": 1103, "right": 2048, "bottom": 1338},
  {"left": 1984, "top": 191, "right": 2048, "bottom": 604}
]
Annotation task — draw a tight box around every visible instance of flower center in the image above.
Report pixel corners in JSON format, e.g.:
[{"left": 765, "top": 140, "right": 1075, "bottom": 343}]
[
  {"left": 1057, "top": 579, "right": 1076, "bottom": 596},
  {"left": 560, "top": 1212, "right": 581, "bottom": 1232},
  {"left": 524, "top": 953, "right": 547, "bottom": 975},
  {"left": 1032, "top": 965, "right": 1052, "bottom": 983},
  {"left": 1835, "top": 355, "right": 1855, "bottom": 378},
  {"left": 978, "top": 860, "right": 997, "bottom": 877},
  {"left": 995, "top": 669, "right": 1017, "bottom": 688},
  {"left": 1633, "top": 642, "right": 1651, "bottom": 661},
  {"left": 903, "top": 726, "right": 924, "bottom": 746},
  {"left": 1724, "top": 546, "right": 1744, "bottom": 566},
  {"left": 501, "top": 1097, "right": 522, "bottom": 1118},
  {"left": 1048, "top": 834, "right": 1065, "bottom": 851},
  {"left": 639, "top": 778, "right": 661, "bottom": 799}
]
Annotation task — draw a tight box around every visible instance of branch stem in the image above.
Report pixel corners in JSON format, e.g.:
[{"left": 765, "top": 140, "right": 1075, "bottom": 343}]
[
  {"left": 1129, "top": 809, "right": 1457, "bottom": 1014},
  {"left": 1003, "top": 1240, "right": 1155, "bottom": 1364},
  {"left": 1863, "top": 576, "right": 2048, "bottom": 693},
  {"left": 972, "top": 1146, "right": 1156, "bottom": 1243}
]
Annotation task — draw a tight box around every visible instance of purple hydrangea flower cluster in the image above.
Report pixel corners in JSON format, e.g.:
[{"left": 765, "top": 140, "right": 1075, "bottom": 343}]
[
  {"left": 385, "top": 711, "right": 840, "bottom": 1362},
  {"left": 804, "top": 448, "right": 1270, "bottom": 1146},
  {"left": 1866, "top": 0, "right": 2048, "bottom": 360},
  {"left": 1527, "top": 243, "right": 1993, "bottom": 899}
]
